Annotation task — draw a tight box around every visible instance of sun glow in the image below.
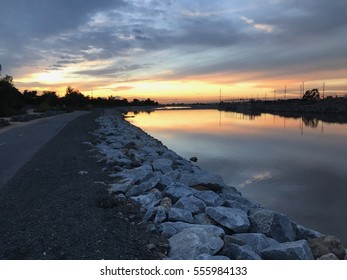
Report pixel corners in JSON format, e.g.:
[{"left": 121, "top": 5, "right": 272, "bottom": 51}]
[{"left": 33, "top": 70, "right": 65, "bottom": 84}]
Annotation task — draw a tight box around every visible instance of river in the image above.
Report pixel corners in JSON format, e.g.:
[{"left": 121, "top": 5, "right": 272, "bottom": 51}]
[{"left": 127, "top": 108, "right": 347, "bottom": 244}]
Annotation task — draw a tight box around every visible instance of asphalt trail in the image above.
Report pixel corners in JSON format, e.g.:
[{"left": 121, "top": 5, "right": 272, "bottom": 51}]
[
  {"left": 0, "top": 110, "right": 164, "bottom": 259},
  {"left": 0, "top": 111, "right": 88, "bottom": 189}
]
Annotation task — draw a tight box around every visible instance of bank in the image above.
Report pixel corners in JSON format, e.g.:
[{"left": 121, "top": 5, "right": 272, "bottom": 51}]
[{"left": 93, "top": 109, "right": 347, "bottom": 260}]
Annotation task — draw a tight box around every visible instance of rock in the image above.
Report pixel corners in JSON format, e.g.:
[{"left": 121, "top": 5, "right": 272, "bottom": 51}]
[
  {"left": 0, "top": 118, "right": 10, "bottom": 127},
  {"left": 220, "top": 243, "right": 262, "bottom": 260},
  {"left": 194, "top": 213, "right": 218, "bottom": 225},
  {"left": 293, "top": 224, "right": 323, "bottom": 240},
  {"left": 206, "top": 207, "right": 250, "bottom": 233},
  {"left": 262, "top": 240, "right": 314, "bottom": 260},
  {"left": 308, "top": 235, "right": 346, "bottom": 260},
  {"left": 159, "top": 222, "right": 225, "bottom": 238},
  {"left": 152, "top": 158, "right": 173, "bottom": 174},
  {"left": 189, "top": 157, "right": 198, "bottom": 162},
  {"left": 160, "top": 197, "right": 173, "bottom": 210},
  {"left": 223, "top": 194, "right": 260, "bottom": 211},
  {"left": 163, "top": 182, "right": 196, "bottom": 203},
  {"left": 147, "top": 243, "right": 156, "bottom": 250},
  {"left": 157, "top": 175, "right": 174, "bottom": 191},
  {"left": 248, "top": 208, "right": 296, "bottom": 242},
  {"left": 141, "top": 206, "right": 157, "bottom": 223},
  {"left": 179, "top": 169, "right": 226, "bottom": 190},
  {"left": 225, "top": 233, "right": 279, "bottom": 255},
  {"left": 131, "top": 192, "right": 162, "bottom": 210},
  {"left": 194, "top": 191, "right": 224, "bottom": 207},
  {"left": 126, "top": 177, "right": 160, "bottom": 197},
  {"left": 195, "top": 253, "right": 230, "bottom": 260},
  {"left": 168, "top": 228, "right": 224, "bottom": 260},
  {"left": 317, "top": 253, "right": 339, "bottom": 260},
  {"left": 168, "top": 208, "right": 195, "bottom": 223},
  {"left": 109, "top": 179, "right": 133, "bottom": 194},
  {"left": 154, "top": 206, "right": 168, "bottom": 224},
  {"left": 174, "top": 195, "right": 206, "bottom": 214}
]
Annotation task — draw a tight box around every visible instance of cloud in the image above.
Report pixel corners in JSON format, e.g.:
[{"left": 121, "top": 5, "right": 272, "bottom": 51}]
[
  {"left": 113, "top": 86, "right": 134, "bottom": 92},
  {"left": 1, "top": 0, "right": 347, "bottom": 98}
]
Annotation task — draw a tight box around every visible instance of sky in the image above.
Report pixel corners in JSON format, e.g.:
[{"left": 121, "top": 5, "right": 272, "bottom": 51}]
[{"left": 1, "top": 0, "right": 347, "bottom": 102}]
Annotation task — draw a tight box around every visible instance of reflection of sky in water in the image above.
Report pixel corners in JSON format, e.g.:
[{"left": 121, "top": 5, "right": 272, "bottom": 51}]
[{"left": 129, "top": 109, "right": 347, "bottom": 244}]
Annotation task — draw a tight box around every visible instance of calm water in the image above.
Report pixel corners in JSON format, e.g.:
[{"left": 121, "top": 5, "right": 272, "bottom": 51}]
[{"left": 128, "top": 109, "right": 347, "bottom": 244}]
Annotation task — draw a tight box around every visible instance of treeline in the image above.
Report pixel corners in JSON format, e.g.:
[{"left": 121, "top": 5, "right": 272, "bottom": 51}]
[{"left": 0, "top": 75, "right": 159, "bottom": 117}]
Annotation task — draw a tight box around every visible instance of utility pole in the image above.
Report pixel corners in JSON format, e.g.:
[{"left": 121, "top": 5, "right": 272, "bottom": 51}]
[
  {"left": 219, "top": 88, "right": 222, "bottom": 103},
  {"left": 300, "top": 84, "right": 302, "bottom": 99},
  {"left": 284, "top": 85, "right": 287, "bottom": 100},
  {"left": 274, "top": 89, "right": 276, "bottom": 101},
  {"left": 322, "top": 82, "right": 325, "bottom": 99}
]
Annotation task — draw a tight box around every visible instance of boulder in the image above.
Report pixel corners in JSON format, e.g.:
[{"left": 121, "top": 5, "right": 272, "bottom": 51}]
[
  {"left": 195, "top": 254, "right": 230, "bottom": 260},
  {"left": 179, "top": 169, "right": 226, "bottom": 190},
  {"left": 189, "top": 157, "right": 198, "bottom": 162},
  {"left": 293, "top": 224, "right": 323, "bottom": 240},
  {"left": 153, "top": 206, "right": 168, "bottom": 224},
  {"left": 126, "top": 177, "right": 160, "bottom": 197},
  {"left": 261, "top": 240, "right": 314, "bottom": 260},
  {"left": 248, "top": 209, "right": 296, "bottom": 242},
  {"left": 168, "top": 228, "right": 224, "bottom": 260},
  {"left": 206, "top": 207, "right": 250, "bottom": 233},
  {"left": 194, "top": 191, "right": 224, "bottom": 207},
  {"left": 163, "top": 182, "right": 196, "bottom": 203},
  {"left": 308, "top": 235, "right": 346, "bottom": 260},
  {"left": 225, "top": 233, "right": 279, "bottom": 255},
  {"left": 174, "top": 195, "right": 206, "bottom": 214},
  {"left": 194, "top": 213, "right": 218, "bottom": 225},
  {"left": 223, "top": 194, "right": 260, "bottom": 211},
  {"left": 220, "top": 243, "right": 261, "bottom": 260},
  {"left": 317, "top": 253, "right": 339, "bottom": 260},
  {"left": 131, "top": 192, "right": 162, "bottom": 210},
  {"left": 168, "top": 208, "right": 195, "bottom": 223},
  {"left": 159, "top": 222, "right": 225, "bottom": 238},
  {"left": 152, "top": 158, "right": 173, "bottom": 174}
]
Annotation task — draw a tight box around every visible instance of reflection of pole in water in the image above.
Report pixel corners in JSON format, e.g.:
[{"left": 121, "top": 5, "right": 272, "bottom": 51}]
[
  {"left": 321, "top": 121, "right": 324, "bottom": 134},
  {"left": 300, "top": 118, "right": 304, "bottom": 135},
  {"left": 219, "top": 110, "right": 221, "bottom": 127}
]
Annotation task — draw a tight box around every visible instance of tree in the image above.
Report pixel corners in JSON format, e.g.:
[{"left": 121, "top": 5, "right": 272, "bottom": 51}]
[
  {"left": 0, "top": 75, "right": 24, "bottom": 116},
  {"left": 302, "top": 89, "right": 320, "bottom": 100},
  {"left": 23, "top": 90, "right": 38, "bottom": 105},
  {"left": 40, "top": 91, "right": 59, "bottom": 107},
  {"left": 62, "top": 86, "right": 89, "bottom": 107}
]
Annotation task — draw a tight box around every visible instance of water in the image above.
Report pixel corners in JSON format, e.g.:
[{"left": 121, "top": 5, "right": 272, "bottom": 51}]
[{"left": 127, "top": 109, "right": 347, "bottom": 244}]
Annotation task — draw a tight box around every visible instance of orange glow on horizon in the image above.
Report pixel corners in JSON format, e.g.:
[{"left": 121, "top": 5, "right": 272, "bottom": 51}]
[{"left": 14, "top": 64, "right": 347, "bottom": 102}]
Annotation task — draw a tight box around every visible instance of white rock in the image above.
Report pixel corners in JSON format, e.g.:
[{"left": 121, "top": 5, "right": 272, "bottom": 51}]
[
  {"left": 152, "top": 158, "right": 173, "bottom": 174},
  {"left": 262, "top": 240, "right": 314, "bottom": 260},
  {"left": 168, "top": 208, "right": 195, "bottom": 223},
  {"left": 174, "top": 195, "right": 206, "bottom": 214},
  {"left": 168, "top": 228, "right": 224, "bottom": 260},
  {"left": 206, "top": 207, "right": 250, "bottom": 233},
  {"left": 159, "top": 222, "right": 225, "bottom": 238}
]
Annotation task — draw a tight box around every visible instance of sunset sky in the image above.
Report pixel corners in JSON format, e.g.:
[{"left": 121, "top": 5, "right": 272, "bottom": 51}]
[{"left": 1, "top": 0, "right": 347, "bottom": 102}]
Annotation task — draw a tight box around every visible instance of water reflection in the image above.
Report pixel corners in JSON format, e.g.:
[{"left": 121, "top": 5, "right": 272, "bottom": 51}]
[{"left": 129, "top": 109, "right": 347, "bottom": 244}]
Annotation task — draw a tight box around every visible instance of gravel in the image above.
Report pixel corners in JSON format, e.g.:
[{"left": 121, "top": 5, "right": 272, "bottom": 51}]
[{"left": 0, "top": 109, "right": 167, "bottom": 260}]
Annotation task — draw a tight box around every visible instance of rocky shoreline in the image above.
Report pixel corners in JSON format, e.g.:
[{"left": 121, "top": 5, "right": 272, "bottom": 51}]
[{"left": 92, "top": 109, "right": 347, "bottom": 260}]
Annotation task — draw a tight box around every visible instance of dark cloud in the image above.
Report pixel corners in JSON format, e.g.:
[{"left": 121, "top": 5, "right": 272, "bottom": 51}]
[
  {"left": 74, "top": 64, "right": 150, "bottom": 77},
  {"left": 1, "top": 0, "right": 347, "bottom": 87}
]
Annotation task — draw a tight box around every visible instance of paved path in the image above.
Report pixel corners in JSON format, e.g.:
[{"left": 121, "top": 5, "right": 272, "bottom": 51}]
[
  {"left": 0, "top": 110, "right": 164, "bottom": 259},
  {"left": 0, "top": 111, "right": 88, "bottom": 189}
]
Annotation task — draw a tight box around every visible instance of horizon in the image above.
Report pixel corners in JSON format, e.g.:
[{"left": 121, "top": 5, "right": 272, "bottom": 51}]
[{"left": 1, "top": 1, "right": 347, "bottom": 103}]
